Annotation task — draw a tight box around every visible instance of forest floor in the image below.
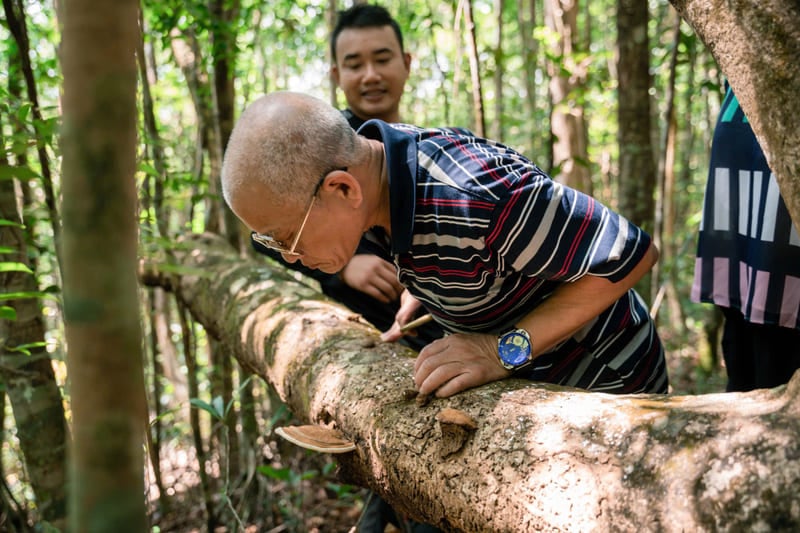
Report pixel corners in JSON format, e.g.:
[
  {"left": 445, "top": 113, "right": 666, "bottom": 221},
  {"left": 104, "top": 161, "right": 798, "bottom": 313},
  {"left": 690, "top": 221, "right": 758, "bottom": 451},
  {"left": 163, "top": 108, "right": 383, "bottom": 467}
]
[{"left": 148, "top": 338, "right": 728, "bottom": 533}]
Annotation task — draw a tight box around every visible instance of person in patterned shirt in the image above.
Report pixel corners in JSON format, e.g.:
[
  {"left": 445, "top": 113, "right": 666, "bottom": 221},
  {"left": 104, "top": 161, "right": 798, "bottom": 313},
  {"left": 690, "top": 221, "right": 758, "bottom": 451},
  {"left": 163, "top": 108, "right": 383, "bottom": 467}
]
[
  {"left": 692, "top": 84, "right": 800, "bottom": 391},
  {"left": 223, "top": 91, "right": 669, "bottom": 397}
]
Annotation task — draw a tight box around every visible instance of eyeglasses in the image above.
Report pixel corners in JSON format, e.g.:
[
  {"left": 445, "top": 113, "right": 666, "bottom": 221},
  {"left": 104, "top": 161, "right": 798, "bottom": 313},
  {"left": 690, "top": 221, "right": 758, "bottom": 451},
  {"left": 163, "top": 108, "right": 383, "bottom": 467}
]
[{"left": 252, "top": 168, "right": 345, "bottom": 257}]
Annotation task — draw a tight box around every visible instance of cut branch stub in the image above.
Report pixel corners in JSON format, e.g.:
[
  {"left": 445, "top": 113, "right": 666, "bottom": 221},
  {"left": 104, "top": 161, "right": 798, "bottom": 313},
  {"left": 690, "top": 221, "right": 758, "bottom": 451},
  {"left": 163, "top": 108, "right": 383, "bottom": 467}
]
[{"left": 436, "top": 407, "right": 479, "bottom": 458}]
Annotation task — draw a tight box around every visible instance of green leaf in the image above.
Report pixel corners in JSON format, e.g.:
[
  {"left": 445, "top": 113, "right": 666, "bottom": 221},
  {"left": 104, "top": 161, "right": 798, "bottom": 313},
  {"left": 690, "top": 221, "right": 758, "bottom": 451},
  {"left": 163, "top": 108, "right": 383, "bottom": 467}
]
[
  {"left": 138, "top": 161, "right": 160, "bottom": 178},
  {"left": 16, "top": 103, "right": 31, "bottom": 123},
  {"left": 257, "top": 465, "right": 292, "bottom": 481},
  {"left": 0, "top": 262, "right": 34, "bottom": 274},
  {"left": 5, "top": 341, "right": 47, "bottom": 355},
  {"left": 0, "top": 306, "right": 17, "bottom": 320},
  {"left": 212, "top": 395, "right": 225, "bottom": 419},
  {"left": 0, "top": 291, "right": 57, "bottom": 302},
  {"left": 189, "top": 398, "right": 223, "bottom": 420},
  {"left": 0, "top": 218, "right": 25, "bottom": 229},
  {"left": 0, "top": 164, "right": 39, "bottom": 181}
]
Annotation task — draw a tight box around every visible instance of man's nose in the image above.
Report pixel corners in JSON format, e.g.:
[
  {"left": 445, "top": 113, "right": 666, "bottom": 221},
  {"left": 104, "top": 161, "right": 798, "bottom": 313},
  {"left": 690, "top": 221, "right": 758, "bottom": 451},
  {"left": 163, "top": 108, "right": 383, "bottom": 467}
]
[{"left": 363, "top": 62, "right": 381, "bottom": 81}]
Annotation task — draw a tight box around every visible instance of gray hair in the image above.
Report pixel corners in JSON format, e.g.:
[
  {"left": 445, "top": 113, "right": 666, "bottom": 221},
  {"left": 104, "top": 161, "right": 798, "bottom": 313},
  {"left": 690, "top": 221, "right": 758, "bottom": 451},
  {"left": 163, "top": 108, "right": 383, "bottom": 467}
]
[{"left": 222, "top": 91, "right": 358, "bottom": 211}]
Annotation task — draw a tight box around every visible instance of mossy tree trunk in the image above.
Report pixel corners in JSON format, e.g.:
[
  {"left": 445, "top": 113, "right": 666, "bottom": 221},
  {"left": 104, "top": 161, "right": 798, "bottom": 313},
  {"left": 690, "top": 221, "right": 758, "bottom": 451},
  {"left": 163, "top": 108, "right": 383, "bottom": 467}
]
[{"left": 60, "top": 0, "right": 147, "bottom": 530}]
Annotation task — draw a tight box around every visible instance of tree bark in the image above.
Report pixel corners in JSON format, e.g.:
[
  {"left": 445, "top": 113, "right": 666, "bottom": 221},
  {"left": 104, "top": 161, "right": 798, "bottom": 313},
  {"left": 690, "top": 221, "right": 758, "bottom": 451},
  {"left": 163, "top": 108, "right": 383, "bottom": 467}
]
[
  {"left": 142, "top": 233, "right": 800, "bottom": 532},
  {"left": 60, "top": 0, "right": 147, "bottom": 530},
  {"left": 668, "top": 0, "right": 800, "bottom": 232},
  {"left": 617, "top": 0, "right": 656, "bottom": 230},
  {"left": 461, "top": 0, "right": 487, "bottom": 137},
  {"left": 545, "top": 0, "right": 591, "bottom": 194},
  {"left": 0, "top": 121, "right": 68, "bottom": 530}
]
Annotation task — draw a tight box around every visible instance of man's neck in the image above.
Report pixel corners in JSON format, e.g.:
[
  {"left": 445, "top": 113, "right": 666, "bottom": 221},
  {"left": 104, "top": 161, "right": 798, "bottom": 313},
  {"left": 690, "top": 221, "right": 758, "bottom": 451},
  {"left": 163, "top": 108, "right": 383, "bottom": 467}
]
[{"left": 364, "top": 139, "right": 392, "bottom": 235}]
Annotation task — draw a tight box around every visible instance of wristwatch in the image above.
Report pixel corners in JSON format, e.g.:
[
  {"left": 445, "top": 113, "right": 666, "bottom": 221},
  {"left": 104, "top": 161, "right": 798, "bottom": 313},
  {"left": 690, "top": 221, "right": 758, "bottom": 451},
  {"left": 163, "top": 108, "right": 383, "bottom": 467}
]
[{"left": 497, "top": 328, "right": 533, "bottom": 370}]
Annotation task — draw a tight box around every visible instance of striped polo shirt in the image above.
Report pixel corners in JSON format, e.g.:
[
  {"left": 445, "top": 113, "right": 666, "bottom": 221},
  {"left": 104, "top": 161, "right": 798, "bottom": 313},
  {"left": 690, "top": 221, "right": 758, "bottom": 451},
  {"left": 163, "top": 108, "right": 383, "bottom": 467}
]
[
  {"left": 692, "top": 88, "right": 800, "bottom": 330},
  {"left": 359, "top": 120, "right": 668, "bottom": 393}
]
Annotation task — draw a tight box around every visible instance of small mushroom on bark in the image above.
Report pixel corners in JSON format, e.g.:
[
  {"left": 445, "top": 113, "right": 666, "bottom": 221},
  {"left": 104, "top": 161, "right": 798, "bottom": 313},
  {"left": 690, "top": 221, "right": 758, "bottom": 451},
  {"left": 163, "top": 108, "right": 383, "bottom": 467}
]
[
  {"left": 435, "top": 408, "right": 478, "bottom": 458},
  {"left": 275, "top": 425, "right": 356, "bottom": 454}
]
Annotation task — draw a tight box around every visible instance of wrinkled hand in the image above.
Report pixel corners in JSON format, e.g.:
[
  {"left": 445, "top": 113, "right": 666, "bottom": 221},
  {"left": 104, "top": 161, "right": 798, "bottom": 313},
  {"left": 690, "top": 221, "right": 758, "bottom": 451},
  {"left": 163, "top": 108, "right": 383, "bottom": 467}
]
[
  {"left": 340, "top": 254, "right": 403, "bottom": 303},
  {"left": 413, "top": 332, "right": 512, "bottom": 398},
  {"left": 380, "top": 291, "right": 425, "bottom": 342}
]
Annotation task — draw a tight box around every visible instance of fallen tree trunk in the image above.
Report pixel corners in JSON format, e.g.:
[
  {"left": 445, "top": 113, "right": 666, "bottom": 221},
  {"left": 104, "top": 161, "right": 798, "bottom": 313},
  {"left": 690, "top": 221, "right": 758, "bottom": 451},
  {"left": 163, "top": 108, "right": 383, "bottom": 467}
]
[{"left": 141, "top": 233, "right": 800, "bottom": 532}]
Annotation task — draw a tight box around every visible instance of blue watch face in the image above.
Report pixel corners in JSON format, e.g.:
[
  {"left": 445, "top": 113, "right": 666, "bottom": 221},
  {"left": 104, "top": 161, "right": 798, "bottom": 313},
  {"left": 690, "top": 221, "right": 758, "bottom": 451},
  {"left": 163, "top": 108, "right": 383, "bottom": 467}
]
[{"left": 499, "top": 331, "right": 531, "bottom": 366}]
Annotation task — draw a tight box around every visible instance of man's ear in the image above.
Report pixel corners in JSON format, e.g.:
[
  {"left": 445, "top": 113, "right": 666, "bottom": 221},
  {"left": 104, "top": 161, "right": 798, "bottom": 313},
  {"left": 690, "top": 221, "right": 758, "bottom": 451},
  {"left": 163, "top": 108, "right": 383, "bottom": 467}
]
[
  {"left": 330, "top": 64, "right": 340, "bottom": 87},
  {"left": 320, "top": 169, "right": 363, "bottom": 208}
]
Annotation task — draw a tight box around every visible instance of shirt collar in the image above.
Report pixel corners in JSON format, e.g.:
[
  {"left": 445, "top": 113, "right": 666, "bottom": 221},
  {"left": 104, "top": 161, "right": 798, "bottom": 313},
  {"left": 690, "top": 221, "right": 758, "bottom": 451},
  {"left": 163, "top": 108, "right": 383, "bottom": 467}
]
[{"left": 357, "top": 120, "right": 417, "bottom": 254}]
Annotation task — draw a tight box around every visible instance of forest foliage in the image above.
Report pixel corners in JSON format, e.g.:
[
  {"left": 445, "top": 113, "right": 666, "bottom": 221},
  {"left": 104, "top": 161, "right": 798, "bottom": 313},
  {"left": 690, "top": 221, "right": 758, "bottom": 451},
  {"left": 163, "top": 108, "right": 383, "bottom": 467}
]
[{"left": 0, "top": 0, "right": 740, "bottom": 530}]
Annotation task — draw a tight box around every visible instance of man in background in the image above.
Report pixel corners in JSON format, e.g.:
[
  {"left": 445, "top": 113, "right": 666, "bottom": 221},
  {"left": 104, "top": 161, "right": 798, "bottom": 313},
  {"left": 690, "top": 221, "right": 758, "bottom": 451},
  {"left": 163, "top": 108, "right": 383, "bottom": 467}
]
[{"left": 252, "top": 4, "right": 445, "bottom": 352}]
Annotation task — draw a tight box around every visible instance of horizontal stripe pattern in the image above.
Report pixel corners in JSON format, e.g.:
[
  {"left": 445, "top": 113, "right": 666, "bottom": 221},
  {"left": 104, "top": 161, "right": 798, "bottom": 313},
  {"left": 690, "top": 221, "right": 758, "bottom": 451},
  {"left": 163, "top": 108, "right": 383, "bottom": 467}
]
[{"left": 368, "top": 122, "right": 668, "bottom": 393}]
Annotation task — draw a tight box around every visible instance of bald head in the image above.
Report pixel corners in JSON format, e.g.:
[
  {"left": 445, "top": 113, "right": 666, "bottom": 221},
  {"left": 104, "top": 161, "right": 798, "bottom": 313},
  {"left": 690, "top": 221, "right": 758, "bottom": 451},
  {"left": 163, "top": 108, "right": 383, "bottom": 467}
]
[{"left": 222, "top": 91, "right": 359, "bottom": 219}]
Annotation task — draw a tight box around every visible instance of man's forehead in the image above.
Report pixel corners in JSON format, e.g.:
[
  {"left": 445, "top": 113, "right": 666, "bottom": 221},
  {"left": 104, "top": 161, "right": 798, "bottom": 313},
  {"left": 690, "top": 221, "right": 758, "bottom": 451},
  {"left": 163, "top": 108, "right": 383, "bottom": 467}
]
[
  {"left": 231, "top": 186, "right": 290, "bottom": 230},
  {"left": 335, "top": 25, "right": 401, "bottom": 59}
]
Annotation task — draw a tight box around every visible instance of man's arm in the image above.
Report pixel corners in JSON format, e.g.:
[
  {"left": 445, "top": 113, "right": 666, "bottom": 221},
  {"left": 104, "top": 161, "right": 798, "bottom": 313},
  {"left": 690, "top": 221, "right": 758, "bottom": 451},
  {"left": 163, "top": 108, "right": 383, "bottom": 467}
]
[{"left": 412, "top": 243, "right": 659, "bottom": 398}]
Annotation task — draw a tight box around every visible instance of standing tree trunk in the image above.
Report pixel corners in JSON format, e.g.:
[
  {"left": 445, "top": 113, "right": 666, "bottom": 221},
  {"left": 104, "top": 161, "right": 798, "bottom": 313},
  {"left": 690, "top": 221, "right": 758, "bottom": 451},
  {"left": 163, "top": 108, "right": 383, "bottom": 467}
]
[
  {"left": 2, "top": 0, "right": 61, "bottom": 261},
  {"left": 653, "top": 14, "right": 686, "bottom": 332},
  {"left": 60, "top": 0, "right": 147, "bottom": 530},
  {"left": 492, "top": 0, "right": 505, "bottom": 141},
  {"left": 170, "top": 28, "right": 223, "bottom": 235},
  {"left": 460, "top": 0, "right": 487, "bottom": 137},
  {"left": 516, "top": 0, "right": 543, "bottom": 160},
  {"left": 616, "top": 0, "right": 656, "bottom": 302},
  {"left": 210, "top": 0, "right": 243, "bottom": 252},
  {"left": 0, "top": 124, "right": 68, "bottom": 531},
  {"left": 669, "top": 0, "right": 800, "bottom": 232},
  {"left": 617, "top": 0, "right": 656, "bottom": 231},
  {"left": 141, "top": 233, "right": 800, "bottom": 531},
  {"left": 544, "top": 0, "right": 591, "bottom": 193}
]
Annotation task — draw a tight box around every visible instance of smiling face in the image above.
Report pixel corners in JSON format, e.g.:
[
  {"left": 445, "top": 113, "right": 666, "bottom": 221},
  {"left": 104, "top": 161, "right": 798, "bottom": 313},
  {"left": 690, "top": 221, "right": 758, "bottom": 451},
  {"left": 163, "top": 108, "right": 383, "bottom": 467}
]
[{"left": 331, "top": 25, "right": 411, "bottom": 124}]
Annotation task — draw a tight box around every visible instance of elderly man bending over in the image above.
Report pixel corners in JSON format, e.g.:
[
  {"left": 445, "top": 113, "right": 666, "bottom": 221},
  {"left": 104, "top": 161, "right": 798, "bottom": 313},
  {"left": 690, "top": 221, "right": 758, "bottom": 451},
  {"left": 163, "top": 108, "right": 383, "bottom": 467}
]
[{"left": 222, "top": 91, "right": 669, "bottom": 398}]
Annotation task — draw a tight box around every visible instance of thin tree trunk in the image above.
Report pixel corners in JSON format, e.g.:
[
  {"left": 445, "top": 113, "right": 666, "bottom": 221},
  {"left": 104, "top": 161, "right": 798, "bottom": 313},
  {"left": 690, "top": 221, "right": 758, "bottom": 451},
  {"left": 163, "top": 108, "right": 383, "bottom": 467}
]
[
  {"left": 137, "top": 10, "right": 169, "bottom": 239},
  {"left": 492, "top": 0, "right": 505, "bottom": 141},
  {"left": 178, "top": 301, "right": 217, "bottom": 532},
  {"left": 2, "top": 0, "right": 60, "bottom": 266},
  {"left": 210, "top": 0, "right": 242, "bottom": 252},
  {"left": 516, "top": 0, "right": 540, "bottom": 159},
  {"left": 653, "top": 15, "right": 685, "bottom": 332},
  {"left": 146, "top": 290, "right": 168, "bottom": 515},
  {"left": 60, "top": 0, "right": 146, "bottom": 530},
  {"left": 170, "top": 28, "right": 222, "bottom": 234},
  {"left": 616, "top": 0, "right": 655, "bottom": 302},
  {"left": 153, "top": 289, "right": 187, "bottom": 401},
  {"left": 617, "top": 0, "right": 656, "bottom": 230},
  {"left": 545, "top": 0, "right": 591, "bottom": 193},
  {"left": 0, "top": 120, "right": 68, "bottom": 530},
  {"left": 461, "top": 0, "right": 486, "bottom": 137}
]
